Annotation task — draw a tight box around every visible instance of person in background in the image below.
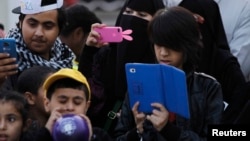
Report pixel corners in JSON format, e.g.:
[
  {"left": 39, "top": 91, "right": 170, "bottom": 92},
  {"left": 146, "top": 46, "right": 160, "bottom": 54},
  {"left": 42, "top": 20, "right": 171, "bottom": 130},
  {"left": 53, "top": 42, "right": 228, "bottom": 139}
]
[
  {"left": 162, "top": 0, "right": 230, "bottom": 56},
  {"left": 16, "top": 66, "right": 56, "bottom": 127},
  {"left": 59, "top": 3, "right": 102, "bottom": 69},
  {"left": 78, "top": 0, "right": 165, "bottom": 134},
  {"left": 0, "top": 90, "right": 29, "bottom": 141},
  {"left": 0, "top": 23, "right": 5, "bottom": 38},
  {"left": 0, "top": 0, "right": 75, "bottom": 90},
  {"left": 113, "top": 7, "right": 224, "bottom": 141},
  {"left": 63, "top": 0, "right": 79, "bottom": 7},
  {"left": 163, "top": 0, "right": 247, "bottom": 117},
  {"left": 216, "top": 0, "right": 250, "bottom": 122},
  {"left": 215, "top": 0, "right": 250, "bottom": 82}
]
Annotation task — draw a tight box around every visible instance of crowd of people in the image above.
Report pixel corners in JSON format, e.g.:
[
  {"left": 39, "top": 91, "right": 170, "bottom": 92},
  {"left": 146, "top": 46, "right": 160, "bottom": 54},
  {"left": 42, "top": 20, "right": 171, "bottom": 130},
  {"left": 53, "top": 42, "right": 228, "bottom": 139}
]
[{"left": 0, "top": 0, "right": 249, "bottom": 141}]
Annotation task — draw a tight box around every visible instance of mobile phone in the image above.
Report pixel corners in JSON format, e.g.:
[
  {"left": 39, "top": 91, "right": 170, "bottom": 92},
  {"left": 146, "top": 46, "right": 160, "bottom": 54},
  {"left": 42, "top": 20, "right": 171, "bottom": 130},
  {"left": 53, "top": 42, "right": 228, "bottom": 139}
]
[
  {"left": 94, "top": 26, "right": 123, "bottom": 43},
  {"left": 0, "top": 38, "right": 17, "bottom": 59}
]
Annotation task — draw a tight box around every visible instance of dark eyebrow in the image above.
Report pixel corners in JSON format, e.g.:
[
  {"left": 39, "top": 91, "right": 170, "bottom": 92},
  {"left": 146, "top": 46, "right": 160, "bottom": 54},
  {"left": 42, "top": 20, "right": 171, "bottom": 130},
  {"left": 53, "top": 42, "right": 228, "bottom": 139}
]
[
  {"left": 57, "top": 95, "right": 68, "bottom": 99},
  {"left": 26, "top": 17, "right": 56, "bottom": 25},
  {"left": 73, "top": 96, "right": 84, "bottom": 100},
  {"left": 43, "top": 21, "right": 56, "bottom": 26},
  {"left": 26, "top": 17, "right": 39, "bottom": 23},
  {"left": 57, "top": 95, "right": 84, "bottom": 99},
  {"left": 6, "top": 113, "right": 21, "bottom": 118}
]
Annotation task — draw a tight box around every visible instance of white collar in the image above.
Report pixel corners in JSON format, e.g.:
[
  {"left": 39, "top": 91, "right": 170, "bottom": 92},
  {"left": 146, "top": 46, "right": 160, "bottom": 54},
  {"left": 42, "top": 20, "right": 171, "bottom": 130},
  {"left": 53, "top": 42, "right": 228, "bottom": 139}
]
[{"left": 163, "top": 0, "right": 183, "bottom": 8}]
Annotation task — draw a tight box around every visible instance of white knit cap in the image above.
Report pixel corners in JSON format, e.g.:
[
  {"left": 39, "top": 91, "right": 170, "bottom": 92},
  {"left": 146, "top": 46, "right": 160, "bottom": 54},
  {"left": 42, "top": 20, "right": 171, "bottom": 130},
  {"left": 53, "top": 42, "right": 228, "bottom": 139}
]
[{"left": 13, "top": 0, "right": 63, "bottom": 14}]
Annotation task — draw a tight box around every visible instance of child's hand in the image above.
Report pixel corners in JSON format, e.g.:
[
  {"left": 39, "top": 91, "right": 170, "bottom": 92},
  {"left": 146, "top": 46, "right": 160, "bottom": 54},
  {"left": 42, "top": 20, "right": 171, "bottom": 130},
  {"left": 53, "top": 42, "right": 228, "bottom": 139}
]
[
  {"left": 146, "top": 103, "right": 169, "bottom": 131},
  {"left": 78, "top": 114, "right": 93, "bottom": 141},
  {"left": 132, "top": 101, "right": 146, "bottom": 134},
  {"left": 45, "top": 108, "right": 63, "bottom": 134},
  {"left": 86, "top": 23, "right": 109, "bottom": 48}
]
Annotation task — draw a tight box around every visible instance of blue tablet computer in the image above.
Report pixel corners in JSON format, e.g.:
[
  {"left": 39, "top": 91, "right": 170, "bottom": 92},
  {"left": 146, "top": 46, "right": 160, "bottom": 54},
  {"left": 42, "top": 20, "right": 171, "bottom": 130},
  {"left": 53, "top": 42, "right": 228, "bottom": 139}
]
[{"left": 125, "top": 63, "right": 190, "bottom": 119}]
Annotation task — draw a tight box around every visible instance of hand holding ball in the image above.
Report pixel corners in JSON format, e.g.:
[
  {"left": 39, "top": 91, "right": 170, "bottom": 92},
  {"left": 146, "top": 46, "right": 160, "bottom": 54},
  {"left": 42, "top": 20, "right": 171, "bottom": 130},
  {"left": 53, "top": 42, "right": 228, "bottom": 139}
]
[{"left": 52, "top": 114, "right": 90, "bottom": 141}]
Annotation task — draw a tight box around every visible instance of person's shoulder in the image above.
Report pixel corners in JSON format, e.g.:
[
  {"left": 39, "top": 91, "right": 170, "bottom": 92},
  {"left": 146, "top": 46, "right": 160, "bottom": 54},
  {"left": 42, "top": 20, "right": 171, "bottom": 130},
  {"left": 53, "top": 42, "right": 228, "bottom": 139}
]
[
  {"left": 193, "top": 72, "right": 221, "bottom": 86},
  {"left": 190, "top": 72, "right": 222, "bottom": 94},
  {"left": 194, "top": 72, "right": 217, "bottom": 81},
  {"left": 54, "top": 38, "right": 73, "bottom": 52},
  {"left": 92, "top": 127, "right": 114, "bottom": 141}
]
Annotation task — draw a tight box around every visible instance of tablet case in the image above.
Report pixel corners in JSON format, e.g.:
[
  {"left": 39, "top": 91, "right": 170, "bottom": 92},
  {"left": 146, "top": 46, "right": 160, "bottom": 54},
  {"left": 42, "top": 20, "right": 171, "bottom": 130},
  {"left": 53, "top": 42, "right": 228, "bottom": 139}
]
[{"left": 125, "top": 63, "right": 190, "bottom": 119}]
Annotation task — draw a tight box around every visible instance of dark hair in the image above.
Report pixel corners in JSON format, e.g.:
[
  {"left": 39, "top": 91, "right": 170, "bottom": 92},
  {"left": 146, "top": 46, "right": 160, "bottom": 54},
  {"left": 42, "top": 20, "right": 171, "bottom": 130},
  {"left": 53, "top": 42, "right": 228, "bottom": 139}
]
[
  {"left": 60, "top": 4, "right": 101, "bottom": 37},
  {"left": 0, "top": 90, "right": 29, "bottom": 123},
  {"left": 0, "top": 23, "right": 4, "bottom": 30},
  {"left": 17, "top": 66, "right": 56, "bottom": 95},
  {"left": 46, "top": 78, "right": 90, "bottom": 101},
  {"left": 148, "top": 7, "right": 203, "bottom": 73},
  {"left": 16, "top": 7, "right": 66, "bottom": 34}
]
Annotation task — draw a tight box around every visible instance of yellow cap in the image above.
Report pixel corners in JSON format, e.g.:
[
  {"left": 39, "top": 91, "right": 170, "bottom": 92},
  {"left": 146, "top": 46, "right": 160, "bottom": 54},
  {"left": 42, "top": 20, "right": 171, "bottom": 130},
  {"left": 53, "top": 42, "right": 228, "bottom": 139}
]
[{"left": 43, "top": 68, "right": 91, "bottom": 99}]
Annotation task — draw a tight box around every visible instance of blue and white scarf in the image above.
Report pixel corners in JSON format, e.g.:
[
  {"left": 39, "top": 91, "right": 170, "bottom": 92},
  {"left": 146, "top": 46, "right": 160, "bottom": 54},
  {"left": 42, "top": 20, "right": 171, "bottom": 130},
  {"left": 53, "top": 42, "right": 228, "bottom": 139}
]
[{"left": 6, "top": 28, "right": 75, "bottom": 72}]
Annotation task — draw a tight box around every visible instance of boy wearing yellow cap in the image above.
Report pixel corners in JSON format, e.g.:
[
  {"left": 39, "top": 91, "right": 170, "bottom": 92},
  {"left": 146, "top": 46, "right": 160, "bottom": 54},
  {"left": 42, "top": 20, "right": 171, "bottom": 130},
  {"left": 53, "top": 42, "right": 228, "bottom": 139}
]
[{"left": 31, "top": 68, "right": 113, "bottom": 141}]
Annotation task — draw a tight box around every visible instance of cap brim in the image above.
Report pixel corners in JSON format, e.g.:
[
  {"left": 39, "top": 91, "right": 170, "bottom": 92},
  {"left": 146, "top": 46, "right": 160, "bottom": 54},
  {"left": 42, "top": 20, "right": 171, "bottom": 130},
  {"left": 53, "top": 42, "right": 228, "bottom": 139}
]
[
  {"left": 43, "top": 75, "right": 69, "bottom": 91},
  {"left": 12, "top": 6, "right": 21, "bottom": 14}
]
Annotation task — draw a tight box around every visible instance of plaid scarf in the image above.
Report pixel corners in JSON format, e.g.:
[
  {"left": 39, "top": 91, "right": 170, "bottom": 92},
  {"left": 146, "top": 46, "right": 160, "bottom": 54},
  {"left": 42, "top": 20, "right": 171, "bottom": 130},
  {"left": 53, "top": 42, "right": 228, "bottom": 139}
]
[{"left": 6, "top": 28, "right": 75, "bottom": 72}]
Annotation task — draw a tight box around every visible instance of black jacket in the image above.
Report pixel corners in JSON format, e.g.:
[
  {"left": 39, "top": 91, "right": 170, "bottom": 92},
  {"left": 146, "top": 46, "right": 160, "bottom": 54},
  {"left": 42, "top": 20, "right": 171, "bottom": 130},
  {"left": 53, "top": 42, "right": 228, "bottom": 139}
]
[
  {"left": 22, "top": 126, "right": 114, "bottom": 141},
  {"left": 114, "top": 72, "right": 224, "bottom": 141}
]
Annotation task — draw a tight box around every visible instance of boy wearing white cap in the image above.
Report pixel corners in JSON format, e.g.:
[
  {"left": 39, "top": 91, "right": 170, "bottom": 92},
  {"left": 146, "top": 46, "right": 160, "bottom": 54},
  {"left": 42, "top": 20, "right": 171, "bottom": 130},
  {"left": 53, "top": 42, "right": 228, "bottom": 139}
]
[{"left": 0, "top": 0, "right": 75, "bottom": 90}]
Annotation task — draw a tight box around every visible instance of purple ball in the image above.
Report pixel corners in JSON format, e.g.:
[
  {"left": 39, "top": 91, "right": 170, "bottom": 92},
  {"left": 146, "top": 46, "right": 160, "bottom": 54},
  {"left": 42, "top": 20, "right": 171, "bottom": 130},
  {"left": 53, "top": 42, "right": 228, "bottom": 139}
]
[{"left": 52, "top": 114, "right": 90, "bottom": 141}]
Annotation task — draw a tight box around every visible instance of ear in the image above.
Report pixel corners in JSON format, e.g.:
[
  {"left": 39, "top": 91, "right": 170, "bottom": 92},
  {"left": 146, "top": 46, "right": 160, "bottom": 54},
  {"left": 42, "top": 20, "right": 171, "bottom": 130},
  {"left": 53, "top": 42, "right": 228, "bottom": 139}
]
[
  {"left": 44, "top": 98, "right": 51, "bottom": 113},
  {"left": 24, "top": 92, "right": 35, "bottom": 105},
  {"left": 84, "top": 100, "right": 91, "bottom": 114},
  {"left": 19, "top": 21, "right": 22, "bottom": 29},
  {"left": 74, "top": 27, "right": 84, "bottom": 39}
]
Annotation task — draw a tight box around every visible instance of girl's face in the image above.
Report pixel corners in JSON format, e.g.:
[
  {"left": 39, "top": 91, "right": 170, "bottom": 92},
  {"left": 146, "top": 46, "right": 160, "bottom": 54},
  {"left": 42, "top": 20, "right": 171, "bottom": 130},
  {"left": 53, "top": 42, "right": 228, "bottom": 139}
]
[
  {"left": 123, "top": 7, "right": 153, "bottom": 21},
  {"left": 154, "top": 44, "right": 184, "bottom": 69},
  {"left": 0, "top": 102, "right": 23, "bottom": 141},
  {"left": 20, "top": 10, "right": 60, "bottom": 60}
]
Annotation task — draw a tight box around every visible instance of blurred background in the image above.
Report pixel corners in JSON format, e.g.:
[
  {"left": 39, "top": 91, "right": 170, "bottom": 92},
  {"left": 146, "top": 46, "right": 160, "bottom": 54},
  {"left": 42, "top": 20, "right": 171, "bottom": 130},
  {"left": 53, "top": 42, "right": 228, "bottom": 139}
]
[{"left": 0, "top": 0, "right": 125, "bottom": 32}]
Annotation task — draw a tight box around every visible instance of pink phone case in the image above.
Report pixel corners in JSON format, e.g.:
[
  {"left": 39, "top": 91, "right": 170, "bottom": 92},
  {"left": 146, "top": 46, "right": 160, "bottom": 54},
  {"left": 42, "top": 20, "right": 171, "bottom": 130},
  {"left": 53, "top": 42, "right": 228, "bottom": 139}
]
[{"left": 94, "top": 27, "right": 123, "bottom": 43}]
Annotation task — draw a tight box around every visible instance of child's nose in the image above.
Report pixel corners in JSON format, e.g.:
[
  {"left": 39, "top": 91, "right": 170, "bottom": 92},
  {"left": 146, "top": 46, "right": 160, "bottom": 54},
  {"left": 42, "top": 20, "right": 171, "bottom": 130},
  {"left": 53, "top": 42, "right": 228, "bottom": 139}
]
[
  {"left": 160, "top": 48, "right": 170, "bottom": 56},
  {"left": 0, "top": 119, "right": 7, "bottom": 130},
  {"left": 65, "top": 103, "right": 74, "bottom": 112}
]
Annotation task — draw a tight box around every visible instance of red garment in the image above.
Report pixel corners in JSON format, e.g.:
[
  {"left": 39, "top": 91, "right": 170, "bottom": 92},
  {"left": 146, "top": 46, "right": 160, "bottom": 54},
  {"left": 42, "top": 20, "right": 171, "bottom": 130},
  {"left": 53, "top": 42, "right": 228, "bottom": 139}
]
[
  {"left": 169, "top": 112, "right": 176, "bottom": 122},
  {"left": 64, "top": 0, "right": 78, "bottom": 7}
]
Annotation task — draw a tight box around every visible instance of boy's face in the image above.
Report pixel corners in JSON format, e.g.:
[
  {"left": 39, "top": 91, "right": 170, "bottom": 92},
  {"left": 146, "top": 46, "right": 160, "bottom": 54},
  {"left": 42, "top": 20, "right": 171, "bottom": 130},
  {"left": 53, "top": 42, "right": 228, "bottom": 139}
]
[
  {"left": 0, "top": 102, "right": 23, "bottom": 141},
  {"left": 44, "top": 88, "right": 90, "bottom": 115},
  {"left": 20, "top": 9, "right": 60, "bottom": 60},
  {"left": 154, "top": 44, "right": 184, "bottom": 69}
]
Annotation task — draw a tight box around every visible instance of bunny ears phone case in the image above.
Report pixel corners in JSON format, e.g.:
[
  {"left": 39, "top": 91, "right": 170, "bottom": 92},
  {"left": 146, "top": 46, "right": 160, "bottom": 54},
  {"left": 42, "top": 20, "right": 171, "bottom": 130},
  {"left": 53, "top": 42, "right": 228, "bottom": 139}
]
[{"left": 94, "top": 26, "right": 133, "bottom": 43}]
